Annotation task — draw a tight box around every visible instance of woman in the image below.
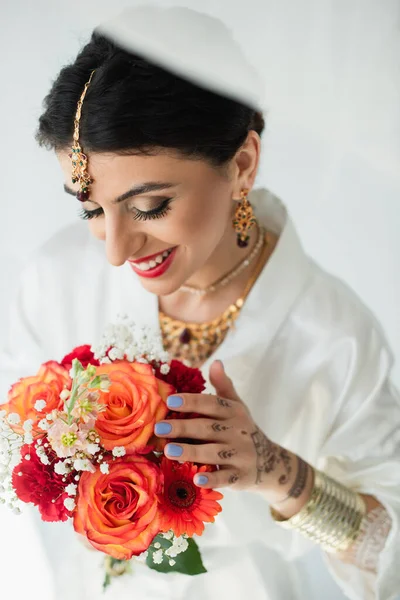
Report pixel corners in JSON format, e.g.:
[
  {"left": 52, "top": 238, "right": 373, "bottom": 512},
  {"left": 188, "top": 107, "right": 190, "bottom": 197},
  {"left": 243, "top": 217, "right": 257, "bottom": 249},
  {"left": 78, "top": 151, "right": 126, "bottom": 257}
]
[{"left": 1, "top": 9, "right": 399, "bottom": 600}]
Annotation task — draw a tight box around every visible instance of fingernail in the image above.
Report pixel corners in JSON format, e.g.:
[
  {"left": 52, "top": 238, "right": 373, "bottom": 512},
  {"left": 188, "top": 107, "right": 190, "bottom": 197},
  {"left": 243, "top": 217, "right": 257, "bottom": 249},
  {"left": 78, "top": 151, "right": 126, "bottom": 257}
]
[
  {"left": 167, "top": 395, "right": 183, "bottom": 408},
  {"left": 194, "top": 475, "right": 209, "bottom": 486},
  {"left": 154, "top": 422, "right": 172, "bottom": 435},
  {"left": 165, "top": 444, "right": 183, "bottom": 457}
]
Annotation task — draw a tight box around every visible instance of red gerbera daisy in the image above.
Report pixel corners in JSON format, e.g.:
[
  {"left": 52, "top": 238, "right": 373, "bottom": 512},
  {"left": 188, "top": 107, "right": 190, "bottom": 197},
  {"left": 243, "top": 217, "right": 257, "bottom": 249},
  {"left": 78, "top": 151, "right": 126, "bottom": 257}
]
[{"left": 159, "top": 458, "right": 223, "bottom": 538}]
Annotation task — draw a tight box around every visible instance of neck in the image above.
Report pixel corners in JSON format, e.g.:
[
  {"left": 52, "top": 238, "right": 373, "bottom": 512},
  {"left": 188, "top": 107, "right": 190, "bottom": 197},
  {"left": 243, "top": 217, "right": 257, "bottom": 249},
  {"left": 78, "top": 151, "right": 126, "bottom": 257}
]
[{"left": 183, "top": 222, "right": 260, "bottom": 291}]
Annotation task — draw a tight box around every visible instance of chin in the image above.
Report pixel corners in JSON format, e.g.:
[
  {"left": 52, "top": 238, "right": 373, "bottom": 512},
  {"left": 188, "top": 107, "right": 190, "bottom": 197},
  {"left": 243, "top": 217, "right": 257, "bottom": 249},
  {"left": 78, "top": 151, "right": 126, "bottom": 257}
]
[{"left": 138, "top": 274, "right": 186, "bottom": 297}]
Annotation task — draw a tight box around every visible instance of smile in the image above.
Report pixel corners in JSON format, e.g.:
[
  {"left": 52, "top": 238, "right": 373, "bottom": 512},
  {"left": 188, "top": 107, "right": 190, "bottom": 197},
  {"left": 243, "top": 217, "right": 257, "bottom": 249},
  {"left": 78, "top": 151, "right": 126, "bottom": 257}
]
[{"left": 129, "top": 247, "right": 177, "bottom": 279}]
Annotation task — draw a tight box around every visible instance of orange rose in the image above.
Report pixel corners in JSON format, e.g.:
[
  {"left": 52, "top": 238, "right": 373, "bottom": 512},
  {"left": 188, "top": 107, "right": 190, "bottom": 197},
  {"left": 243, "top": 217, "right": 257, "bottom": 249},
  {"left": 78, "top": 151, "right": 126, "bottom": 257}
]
[
  {"left": 74, "top": 455, "right": 162, "bottom": 559},
  {"left": 94, "top": 361, "right": 175, "bottom": 452},
  {"left": 4, "top": 361, "right": 71, "bottom": 430}
]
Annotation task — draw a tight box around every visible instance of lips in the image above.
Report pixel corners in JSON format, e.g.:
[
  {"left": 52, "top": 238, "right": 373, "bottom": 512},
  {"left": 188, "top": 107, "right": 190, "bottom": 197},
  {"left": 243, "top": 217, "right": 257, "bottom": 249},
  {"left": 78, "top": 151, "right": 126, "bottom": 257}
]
[
  {"left": 129, "top": 247, "right": 178, "bottom": 279},
  {"left": 130, "top": 247, "right": 175, "bottom": 265}
]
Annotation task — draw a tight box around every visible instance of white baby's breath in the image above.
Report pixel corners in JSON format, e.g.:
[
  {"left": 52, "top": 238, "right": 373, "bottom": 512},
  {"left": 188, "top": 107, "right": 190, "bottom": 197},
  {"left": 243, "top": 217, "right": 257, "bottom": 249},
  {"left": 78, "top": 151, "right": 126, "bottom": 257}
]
[
  {"left": 112, "top": 446, "right": 126, "bottom": 458},
  {"left": 63, "top": 497, "right": 76, "bottom": 511},
  {"left": 54, "top": 461, "right": 70, "bottom": 476},
  {"left": 152, "top": 549, "right": 164, "bottom": 565},
  {"left": 34, "top": 399, "right": 47, "bottom": 412},
  {"left": 22, "top": 419, "right": 33, "bottom": 432},
  {"left": 100, "top": 462, "right": 109, "bottom": 474},
  {"left": 73, "top": 458, "right": 94, "bottom": 472},
  {"left": 38, "top": 418, "right": 50, "bottom": 431},
  {"left": 65, "top": 483, "right": 77, "bottom": 496},
  {"left": 7, "top": 413, "right": 20, "bottom": 426}
]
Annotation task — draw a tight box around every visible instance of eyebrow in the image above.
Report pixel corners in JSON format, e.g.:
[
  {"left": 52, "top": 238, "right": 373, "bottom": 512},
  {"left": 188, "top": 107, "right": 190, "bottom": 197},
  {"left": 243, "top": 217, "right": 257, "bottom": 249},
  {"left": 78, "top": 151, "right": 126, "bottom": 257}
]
[{"left": 63, "top": 181, "right": 177, "bottom": 204}]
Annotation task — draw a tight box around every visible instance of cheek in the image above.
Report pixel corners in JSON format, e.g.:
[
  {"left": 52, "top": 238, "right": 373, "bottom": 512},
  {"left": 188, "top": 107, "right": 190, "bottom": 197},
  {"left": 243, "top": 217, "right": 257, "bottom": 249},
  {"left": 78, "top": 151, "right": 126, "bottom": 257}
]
[{"left": 170, "top": 189, "right": 231, "bottom": 243}]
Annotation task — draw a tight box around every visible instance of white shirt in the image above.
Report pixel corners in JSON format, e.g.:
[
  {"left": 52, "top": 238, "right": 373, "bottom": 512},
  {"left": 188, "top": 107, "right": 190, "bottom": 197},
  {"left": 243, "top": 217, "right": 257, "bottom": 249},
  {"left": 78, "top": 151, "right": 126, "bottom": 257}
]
[{"left": 1, "top": 189, "right": 399, "bottom": 600}]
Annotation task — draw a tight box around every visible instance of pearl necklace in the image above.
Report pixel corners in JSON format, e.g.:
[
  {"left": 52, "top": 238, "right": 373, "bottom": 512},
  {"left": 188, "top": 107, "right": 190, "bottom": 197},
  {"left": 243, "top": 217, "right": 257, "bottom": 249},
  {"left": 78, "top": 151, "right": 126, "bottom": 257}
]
[{"left": 179, "top": 226, "right": 266, "bottom": 296}]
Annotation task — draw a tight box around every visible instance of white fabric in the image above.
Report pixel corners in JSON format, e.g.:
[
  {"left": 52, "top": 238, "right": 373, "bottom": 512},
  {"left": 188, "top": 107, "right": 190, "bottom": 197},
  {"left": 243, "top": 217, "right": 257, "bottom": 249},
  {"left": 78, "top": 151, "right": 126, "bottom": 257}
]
[
  {"left": 0, "top": 188, "right": 399, "bottom": 600},
  {"left": 97, "top": 6, "right": 265, "bottom": 110}
]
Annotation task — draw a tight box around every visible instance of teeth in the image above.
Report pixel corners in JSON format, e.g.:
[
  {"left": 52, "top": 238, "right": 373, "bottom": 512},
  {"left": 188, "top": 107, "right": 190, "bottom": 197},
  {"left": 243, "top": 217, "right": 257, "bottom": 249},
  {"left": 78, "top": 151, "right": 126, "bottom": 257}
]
[{"left": 134, "top": 248, "right": 173, "bottom": 271}]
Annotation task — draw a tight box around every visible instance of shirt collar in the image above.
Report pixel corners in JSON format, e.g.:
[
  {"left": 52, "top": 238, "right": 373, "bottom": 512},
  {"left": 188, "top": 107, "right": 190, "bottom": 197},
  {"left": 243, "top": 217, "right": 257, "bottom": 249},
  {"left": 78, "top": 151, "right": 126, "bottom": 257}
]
[{"left": 199, "top": 188, "right": 314, "bottom": 387}]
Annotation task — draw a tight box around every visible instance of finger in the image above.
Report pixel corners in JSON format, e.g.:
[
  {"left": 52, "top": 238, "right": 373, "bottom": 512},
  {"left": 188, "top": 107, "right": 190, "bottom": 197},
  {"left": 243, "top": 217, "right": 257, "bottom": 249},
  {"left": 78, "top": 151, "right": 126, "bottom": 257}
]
[
  {"left": 164, "top": 442, "right": 238, "bottom": 465},
  {"left": 193, "top": 467, "right": 241, "bottom": 490},
  {"left": 154, "top": 418, "right": 234, "bottom": 441},
  {"left": 209, "top": 360, "right": 242, "bottom": 403},
  {"left": 166, "top": 392, "right": 238, "bottom": 419}
]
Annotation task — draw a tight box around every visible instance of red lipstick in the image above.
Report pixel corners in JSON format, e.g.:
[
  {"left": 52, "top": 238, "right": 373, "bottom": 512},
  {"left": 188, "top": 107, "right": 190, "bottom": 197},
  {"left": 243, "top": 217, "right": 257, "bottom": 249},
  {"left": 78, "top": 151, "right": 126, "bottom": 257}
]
[{"left": 129, "top": 247, "right": 177, "bottom": 279}]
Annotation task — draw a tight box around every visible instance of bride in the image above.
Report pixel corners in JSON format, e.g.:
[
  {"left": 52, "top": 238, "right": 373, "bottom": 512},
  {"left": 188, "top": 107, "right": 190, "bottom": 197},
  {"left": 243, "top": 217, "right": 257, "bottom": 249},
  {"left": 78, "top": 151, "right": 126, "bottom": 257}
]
[{"left": 1, "top": 7, "right": 399, "bottom": 600}]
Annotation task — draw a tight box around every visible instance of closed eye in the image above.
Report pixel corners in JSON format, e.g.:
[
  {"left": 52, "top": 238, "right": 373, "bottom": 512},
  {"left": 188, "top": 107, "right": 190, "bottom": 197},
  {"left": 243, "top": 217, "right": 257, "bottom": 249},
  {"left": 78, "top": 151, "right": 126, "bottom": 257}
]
[
  {"left": 78, "top": 198, "right": 172, "bottom": 221},
  {"left": 79, "top": 206, "right": 104, "bottom": 220}
]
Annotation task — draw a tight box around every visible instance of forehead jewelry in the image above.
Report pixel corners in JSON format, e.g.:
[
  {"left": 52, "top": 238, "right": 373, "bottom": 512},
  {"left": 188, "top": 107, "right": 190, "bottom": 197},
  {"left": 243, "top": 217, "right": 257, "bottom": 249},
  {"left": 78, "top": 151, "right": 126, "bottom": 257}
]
[{"left": 70, "top": 70, "right": 95, "bottom": 202}]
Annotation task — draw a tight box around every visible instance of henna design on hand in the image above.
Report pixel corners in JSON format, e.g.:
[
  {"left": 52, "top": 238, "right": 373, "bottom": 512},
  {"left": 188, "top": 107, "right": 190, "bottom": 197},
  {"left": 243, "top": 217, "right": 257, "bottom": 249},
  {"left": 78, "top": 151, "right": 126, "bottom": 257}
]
[
  {"left": 212, "top": 423, "right": 232, "bottom": 432},
  {"left": 251, "top": 427, "right": 284, "bottom": 485},
  {"left": 217, "top": 396, "right": 232, "bottom": 408},
  {"left": 229, "top": 473, "right": 239, "bottom": 485},
  {"left": 217, "top": 449, "right": 237, "bottom": 460},
  {"left": 286, "top": 456, "right": 309, "bottom": 498},
  {"left": 278, "top": 448, "right": 292, "bottom": 485}
]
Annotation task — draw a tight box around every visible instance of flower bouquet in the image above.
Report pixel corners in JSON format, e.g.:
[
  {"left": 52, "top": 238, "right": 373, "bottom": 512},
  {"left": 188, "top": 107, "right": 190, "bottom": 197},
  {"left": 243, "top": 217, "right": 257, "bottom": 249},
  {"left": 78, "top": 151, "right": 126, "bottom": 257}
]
[{"left": 0, "top": 319, "right": 223, "bottom": 589}]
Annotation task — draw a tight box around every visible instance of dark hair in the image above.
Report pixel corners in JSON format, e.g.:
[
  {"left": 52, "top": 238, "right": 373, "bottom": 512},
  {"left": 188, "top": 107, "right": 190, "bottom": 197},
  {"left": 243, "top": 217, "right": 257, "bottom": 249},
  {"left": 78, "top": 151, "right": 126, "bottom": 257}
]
[{"left": 37, "top": 32, "right": 265, "bottom": 167}]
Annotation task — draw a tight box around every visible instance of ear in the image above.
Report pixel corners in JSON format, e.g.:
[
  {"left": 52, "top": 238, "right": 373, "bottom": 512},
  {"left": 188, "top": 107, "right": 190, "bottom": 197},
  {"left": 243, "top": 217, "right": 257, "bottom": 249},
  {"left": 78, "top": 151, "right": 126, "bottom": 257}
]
[{"left": 231, "top": 130, "right": 261, "bottom": 198}]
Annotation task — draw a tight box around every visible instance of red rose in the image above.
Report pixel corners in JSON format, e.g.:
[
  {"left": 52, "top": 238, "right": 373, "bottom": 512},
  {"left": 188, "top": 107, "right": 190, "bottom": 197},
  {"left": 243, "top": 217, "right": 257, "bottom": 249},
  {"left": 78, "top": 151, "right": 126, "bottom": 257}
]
[
  {"left": 12, "top": 445, "right": 73, "bottom": 522},
  {"left": 155, "top": 360, "right": 206, "bottom": 394},
  {"left": 61, "top": 345, "right": 100, "bottom": 371}
]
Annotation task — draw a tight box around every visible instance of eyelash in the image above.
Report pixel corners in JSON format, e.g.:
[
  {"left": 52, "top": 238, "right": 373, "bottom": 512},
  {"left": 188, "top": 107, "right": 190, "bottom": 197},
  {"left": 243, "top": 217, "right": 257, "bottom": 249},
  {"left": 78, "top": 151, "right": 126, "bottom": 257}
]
[{"left": 78, "top": 198, "right": 173, "bottom": 222}]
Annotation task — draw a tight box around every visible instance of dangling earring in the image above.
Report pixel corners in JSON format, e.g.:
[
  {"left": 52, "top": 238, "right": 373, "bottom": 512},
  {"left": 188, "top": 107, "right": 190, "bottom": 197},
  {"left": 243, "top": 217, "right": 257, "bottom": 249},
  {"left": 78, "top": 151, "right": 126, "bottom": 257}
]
[{"left": 233, "top": 189, "right": 257, "bottom": 248}]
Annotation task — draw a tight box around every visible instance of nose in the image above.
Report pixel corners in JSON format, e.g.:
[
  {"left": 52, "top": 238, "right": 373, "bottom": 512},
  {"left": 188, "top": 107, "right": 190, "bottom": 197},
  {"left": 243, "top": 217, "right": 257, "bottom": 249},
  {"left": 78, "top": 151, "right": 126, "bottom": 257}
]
[{"left": 104, "top": 214, "right": 143, "bottom": 267}]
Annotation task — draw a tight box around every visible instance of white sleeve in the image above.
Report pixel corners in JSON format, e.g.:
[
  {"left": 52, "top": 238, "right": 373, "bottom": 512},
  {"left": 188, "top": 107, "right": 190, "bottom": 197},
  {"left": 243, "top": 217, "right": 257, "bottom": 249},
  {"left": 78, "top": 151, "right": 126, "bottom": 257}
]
[{"left": 317, "top": 318, "right": 400, "bottom": 600}]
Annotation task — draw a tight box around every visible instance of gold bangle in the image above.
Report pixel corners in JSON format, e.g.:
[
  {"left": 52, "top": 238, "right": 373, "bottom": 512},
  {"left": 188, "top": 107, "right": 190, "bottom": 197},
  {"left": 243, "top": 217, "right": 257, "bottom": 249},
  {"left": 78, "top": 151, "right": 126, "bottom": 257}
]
[{"left": 270, "top": 470, "right": 367, "bottom": 553}]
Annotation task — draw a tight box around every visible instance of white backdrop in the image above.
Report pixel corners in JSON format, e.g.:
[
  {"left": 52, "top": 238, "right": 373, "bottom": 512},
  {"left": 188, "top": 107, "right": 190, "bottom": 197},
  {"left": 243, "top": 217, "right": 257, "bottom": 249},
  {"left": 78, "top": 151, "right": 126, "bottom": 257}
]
[{"left": 1, "top": 1, "right": 399, "bottom": 598}]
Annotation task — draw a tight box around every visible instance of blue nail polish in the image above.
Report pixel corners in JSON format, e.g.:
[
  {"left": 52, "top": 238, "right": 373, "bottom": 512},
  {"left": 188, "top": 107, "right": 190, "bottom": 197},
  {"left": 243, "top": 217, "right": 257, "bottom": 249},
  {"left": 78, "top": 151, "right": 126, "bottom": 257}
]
[
  {"left": 195, "top": 475, "right": 209, "bottom": 486},
  {"left": 165, "top": 443, "right": 183, "bottom": 457},
  {"left": 155, "top": 422, "right": 172, "bottom": 435},
  {"left": 167, "top": 395, "right": 183, "bottom": 408}
]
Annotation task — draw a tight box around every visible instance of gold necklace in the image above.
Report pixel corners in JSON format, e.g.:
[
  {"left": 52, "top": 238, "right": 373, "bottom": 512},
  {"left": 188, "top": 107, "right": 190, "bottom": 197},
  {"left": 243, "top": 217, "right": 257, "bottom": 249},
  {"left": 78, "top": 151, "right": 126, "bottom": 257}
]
[
  {"left": 159, "top": 231, "right": 275, "bottom": 367},
  {"left": 179, "top": 226, "right": 265, "bottom": 296}
]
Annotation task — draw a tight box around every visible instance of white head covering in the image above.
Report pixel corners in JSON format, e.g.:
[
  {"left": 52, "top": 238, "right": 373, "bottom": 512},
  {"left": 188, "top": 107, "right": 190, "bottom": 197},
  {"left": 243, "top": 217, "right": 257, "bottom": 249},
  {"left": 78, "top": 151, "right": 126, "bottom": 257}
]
[{"left": 97, "top": 5, "right": 264, "bottom": 110}]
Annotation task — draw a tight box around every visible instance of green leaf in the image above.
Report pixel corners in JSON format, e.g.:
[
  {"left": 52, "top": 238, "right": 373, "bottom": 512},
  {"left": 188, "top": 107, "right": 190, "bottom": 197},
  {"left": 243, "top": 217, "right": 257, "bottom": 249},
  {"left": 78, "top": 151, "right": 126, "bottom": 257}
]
[{"left": 146, "top": 535, "right": 206, "bottom": 575}]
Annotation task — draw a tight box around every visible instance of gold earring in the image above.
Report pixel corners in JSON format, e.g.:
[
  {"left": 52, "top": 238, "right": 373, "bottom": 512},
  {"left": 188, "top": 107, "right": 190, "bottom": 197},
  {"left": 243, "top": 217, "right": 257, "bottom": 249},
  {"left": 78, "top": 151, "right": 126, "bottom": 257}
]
[{"left": 233, "top": 189, "right": 257, "bottom": 247}]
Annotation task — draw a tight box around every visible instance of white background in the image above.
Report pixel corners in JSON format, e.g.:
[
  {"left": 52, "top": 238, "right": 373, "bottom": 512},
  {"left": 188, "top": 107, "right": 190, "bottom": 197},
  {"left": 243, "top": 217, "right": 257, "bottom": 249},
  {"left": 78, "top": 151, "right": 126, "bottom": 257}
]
[{"left": 0, "top": 1, "right": 399, "bottom": 598}]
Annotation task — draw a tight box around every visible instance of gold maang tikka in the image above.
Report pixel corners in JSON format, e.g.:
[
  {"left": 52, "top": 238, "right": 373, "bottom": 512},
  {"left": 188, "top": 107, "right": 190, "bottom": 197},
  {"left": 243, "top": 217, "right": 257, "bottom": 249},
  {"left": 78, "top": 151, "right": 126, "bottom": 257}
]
[{"left": 70, "top": 70, "right": 96, "bottom": 202}]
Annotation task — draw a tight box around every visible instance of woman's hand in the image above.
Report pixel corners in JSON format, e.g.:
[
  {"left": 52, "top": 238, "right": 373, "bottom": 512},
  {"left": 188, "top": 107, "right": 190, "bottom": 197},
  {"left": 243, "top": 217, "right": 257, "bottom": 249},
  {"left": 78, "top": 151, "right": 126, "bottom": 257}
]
[{"left": 154, "top": 360, "right": 312, "bottom": 507}]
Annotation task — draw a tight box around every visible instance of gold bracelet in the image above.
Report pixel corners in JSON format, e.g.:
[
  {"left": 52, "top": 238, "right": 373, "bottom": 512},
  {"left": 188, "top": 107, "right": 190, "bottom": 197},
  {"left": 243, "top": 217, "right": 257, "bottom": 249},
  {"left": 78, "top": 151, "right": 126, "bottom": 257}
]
[{"left": 270, "top": 470, "right": 367, "bottom": 553}]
